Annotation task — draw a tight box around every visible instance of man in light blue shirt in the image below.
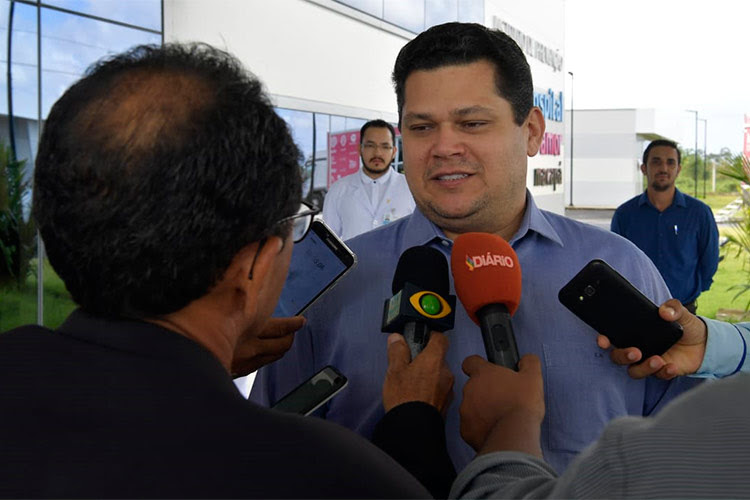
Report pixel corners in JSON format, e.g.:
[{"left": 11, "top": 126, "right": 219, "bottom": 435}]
[{"left": 250, "top": 22, "right": 700, "bottom": 473}]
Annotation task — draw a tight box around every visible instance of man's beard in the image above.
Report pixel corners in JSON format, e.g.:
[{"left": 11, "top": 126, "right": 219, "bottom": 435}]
[
  {"left": 651, "top": 177, "right": 673, "bottom": 192},
  {"left": 361, "top": 154, "right": 393, "bottom": 175}
]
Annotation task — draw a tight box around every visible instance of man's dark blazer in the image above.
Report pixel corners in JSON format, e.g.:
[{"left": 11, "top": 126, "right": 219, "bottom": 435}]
[{"left": 0, "top": 310, "right": 429, "bottom": 498}]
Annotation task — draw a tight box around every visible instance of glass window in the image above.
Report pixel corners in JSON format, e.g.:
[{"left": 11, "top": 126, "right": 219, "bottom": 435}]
[
  {"left": 1, "top": 2, "right": 163, "bottom": 331},
  {"left": 458, "top": 0, "right": 484, "bottom": 23},
  {"left": 40, "top": 7, "right": 161, "bottom": 117},
  {"left": 1, "top": 2, "right": 40, "bottom": 330},
  {"left": 425, "top": 0, "right": 457, "bottom": 29},
  {"left": 43, "top": 0, "right": 162, "bottom": 32},
  {"left": 337, "top": 0, "right": 382, "bottom": 18},
  {"left": 383, "top": 0, "right": 424, "bottom": 33}
]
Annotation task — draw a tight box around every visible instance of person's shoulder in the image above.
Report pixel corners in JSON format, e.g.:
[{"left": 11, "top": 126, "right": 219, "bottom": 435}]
[
  {"left": 614, "top": 194, "right": 642, "bottom": 213},
  {"left": 327, "top": 173, "right": 357, "bottom": 194},
  {"left": 235, "top": 403, "right": 428, "bottom": 497},
  {"left": 345, "top": 213, "right": 413, "bottom": 254},
  {"left": 541, "top": 209, "right": 618, "bottom": 240},
  {"left": 681, "top": 192, "right": 714, "bottom": 213},
  {"left": 0, "top": 324, "right": 57, "bottom": 347},
  {"left": 1, "top": 323, "right": 52, "bottom": 337},
  {"left": 540, "top": 209, "right": 654, "bottom": 260}
]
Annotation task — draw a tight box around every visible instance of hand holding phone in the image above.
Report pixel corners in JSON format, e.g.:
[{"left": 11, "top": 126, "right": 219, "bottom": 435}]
[
  {"left": 558, "top": 259, "right": 683, "bottom": 360},
  {"left": 599, "top": 298, "right": 708, "bottom": 380}
]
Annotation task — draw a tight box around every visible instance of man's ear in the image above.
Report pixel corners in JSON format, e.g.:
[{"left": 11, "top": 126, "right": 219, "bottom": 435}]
[
  {"left": 228, "top": 236, "right": 285, "bottom": 316},
  {"left": 525, "top": 107, "right": 546, "bottom": 157},
  {"left": 640, "top": 163, "right": 647, "bottom": 176}
]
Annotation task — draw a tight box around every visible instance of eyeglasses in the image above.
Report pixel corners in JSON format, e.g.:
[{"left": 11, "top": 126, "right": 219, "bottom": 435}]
[
  {"left": 362, "top": 143, "right": 394, "bottom": 152},
  {"left": 277, "top": 201, "right": 320, "bottom": 243}
]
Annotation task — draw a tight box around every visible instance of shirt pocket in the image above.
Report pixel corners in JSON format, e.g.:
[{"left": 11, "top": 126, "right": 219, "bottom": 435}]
[{"left": 542, "top": 341, "right": 633, "bottom": 453}]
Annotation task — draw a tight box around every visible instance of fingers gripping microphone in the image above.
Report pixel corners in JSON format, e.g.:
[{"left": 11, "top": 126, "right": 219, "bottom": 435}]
[
  {"left": 382, "top": 246, "right": 456, "bottom": 359},
  {"left": 451, "top": 233, "right": 522, "bottom": 370}
]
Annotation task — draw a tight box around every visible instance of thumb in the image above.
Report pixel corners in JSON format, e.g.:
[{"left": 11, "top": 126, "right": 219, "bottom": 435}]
[
  {"left": 462, "top": 354, "right": 488, "bottom": 377},
  {"left": 518, "top": 354, "right": 542, "bottom": 375},
  {"left": 387, "top": 333, "right": 411, "bottom": 369}
]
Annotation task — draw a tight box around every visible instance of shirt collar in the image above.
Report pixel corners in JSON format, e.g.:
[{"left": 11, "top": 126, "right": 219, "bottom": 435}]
[
  {"left": 638, "top": 188, "right": 686, "bottom": 208},
  {"left": 358, "top": 165, "right": 394, "bottom": 185},
  {"left": 672, "top": 188, "right": 687, "bottom": 207},
  {"left": 399, "top": 190, "right": 564, "bottom": 252}
]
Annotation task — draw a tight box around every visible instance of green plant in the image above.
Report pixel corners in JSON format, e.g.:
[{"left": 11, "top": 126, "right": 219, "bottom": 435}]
[
  {"left": 717, "top": 154, "right": 750, "bottom": 307},
  {"left": 0, "top": 143, "right": 36, "bottom": 289}
]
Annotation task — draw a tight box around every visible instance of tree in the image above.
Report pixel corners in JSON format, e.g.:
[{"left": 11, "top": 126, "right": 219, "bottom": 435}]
[{"left": 0, "top": 143, "right": 35, "bottom": 288}]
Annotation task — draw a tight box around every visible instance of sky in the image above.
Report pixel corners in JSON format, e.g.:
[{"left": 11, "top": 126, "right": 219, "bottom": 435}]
[{"left": 564, "top": 0, "right": 750, "bottom": 154}]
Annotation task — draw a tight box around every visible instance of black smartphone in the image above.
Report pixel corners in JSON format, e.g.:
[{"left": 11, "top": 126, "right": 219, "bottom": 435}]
[
  {"left": 558, "top": 259, "right": 683, "bottom": 360},
  {"left": 271, "top": 365, "right": 348, "bottom": 416},
  {"left": 273, "top": 219, "right": 356, "bottom": 317}
]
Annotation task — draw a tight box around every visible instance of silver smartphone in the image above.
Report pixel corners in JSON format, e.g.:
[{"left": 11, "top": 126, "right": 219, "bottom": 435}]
[
  {"left": 273, "top": 219, "right": 357, "bottom": 317},
  {"left": 271, "top": 365, "right": 348, "bottom": 416}
]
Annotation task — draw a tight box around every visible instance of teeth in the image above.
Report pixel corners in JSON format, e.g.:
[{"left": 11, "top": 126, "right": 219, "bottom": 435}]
[{"left": 438, "top": 174, "right": 468, "bottom": 181}]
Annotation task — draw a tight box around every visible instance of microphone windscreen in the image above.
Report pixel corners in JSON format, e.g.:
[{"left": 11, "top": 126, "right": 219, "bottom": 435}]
[
  {"left": 451, "top": 232, "right": 522, "bottom": 324},
  {"left": 392, "top": 246, "right": 450, "bottom": 296}
]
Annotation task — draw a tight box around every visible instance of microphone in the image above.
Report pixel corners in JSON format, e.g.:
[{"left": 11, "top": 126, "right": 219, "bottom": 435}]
[
  {"left": 451, "top": 233, "right": 522, "bottom": 370},
  {"left": 382, "top": 246, "right": 456, "bottom": 359}
]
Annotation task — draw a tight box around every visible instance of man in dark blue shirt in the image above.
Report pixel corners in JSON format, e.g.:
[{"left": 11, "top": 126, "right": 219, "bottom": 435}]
[{"left": 611, "top": 139, "right": 719, "bottom": 313}]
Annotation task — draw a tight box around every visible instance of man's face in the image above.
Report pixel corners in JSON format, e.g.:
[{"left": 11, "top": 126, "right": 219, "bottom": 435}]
[
  {"left": 400, "top": 60, "right": 544, "bottom": 238},
  {"left": 642, "top": 146, "right": 681, "bottom": 192},
  {"left": 360, "top": 126, "right": 397, "bottom": 176}
]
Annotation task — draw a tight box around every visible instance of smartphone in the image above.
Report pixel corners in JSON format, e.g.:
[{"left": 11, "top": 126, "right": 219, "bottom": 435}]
[
  {"left": 558, "top": 259, "right": 683, "bottom": 360},
  {"left": 271, "top": 365, "right": 348, "bottom": 416},
  {"left": 273, "top": 219, "right": 356, "bottom": 317}
]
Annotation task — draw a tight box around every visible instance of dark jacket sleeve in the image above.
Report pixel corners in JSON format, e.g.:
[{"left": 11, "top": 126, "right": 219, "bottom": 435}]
[{"left": 372, "top": 401, "right": 456, "bottom": 499}]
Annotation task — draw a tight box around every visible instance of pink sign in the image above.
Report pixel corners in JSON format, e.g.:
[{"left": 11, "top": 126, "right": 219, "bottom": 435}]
[{"left": 328, "top": 130, "right": 361, "bottom": 188}]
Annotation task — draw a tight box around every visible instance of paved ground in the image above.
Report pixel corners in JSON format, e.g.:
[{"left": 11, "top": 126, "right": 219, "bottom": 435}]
[{"left": 564, "top": 207, "right": 615, "bottom": 230}]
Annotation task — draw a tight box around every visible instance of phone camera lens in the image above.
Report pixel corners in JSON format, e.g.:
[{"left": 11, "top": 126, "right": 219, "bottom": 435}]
[{"left": 584, "top": 285, "right": 596, "bottom": 297}]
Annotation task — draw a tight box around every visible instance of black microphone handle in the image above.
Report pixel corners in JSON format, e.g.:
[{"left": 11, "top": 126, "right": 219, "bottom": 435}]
[
  {"left": 477, "top": 303, "right": 520, "bottom": 371},
  {"left": 402, "top": 321, "right": 431, "bottom": 360}
]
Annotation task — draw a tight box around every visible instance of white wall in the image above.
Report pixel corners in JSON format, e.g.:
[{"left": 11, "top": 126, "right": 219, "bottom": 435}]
[
  {"left": 165, "top": 0, "right": 567, "bottom": 213},
  {"left": 486, "top": 0, "right": 566, "bottom": 213},
  {"left": 164, "top": 0, "right": 408, "bottom": 121},
  {"left": 566, "top": 108, "right": 683, "bottom": 208}
]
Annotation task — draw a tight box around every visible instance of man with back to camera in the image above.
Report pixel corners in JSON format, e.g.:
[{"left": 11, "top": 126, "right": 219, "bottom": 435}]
[
  {"left": 0, "top": 43, "right": 456, "bottom": 498},
  {"left": 322, "top": 119, "right": 415, "bottom": 240},
  {"left": 250, "top": 22, "right": 702, "bottom": 474},
  {"left": 611, "top": 139, "right": 719, "bottom": 314},
  {"left": 450, "top": 298, "right": 749, "bottom": 498}
]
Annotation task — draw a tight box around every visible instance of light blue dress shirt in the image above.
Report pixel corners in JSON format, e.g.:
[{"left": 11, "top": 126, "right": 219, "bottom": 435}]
[{"left": 251, "top": 191, "right": 702, "bottom": 473}]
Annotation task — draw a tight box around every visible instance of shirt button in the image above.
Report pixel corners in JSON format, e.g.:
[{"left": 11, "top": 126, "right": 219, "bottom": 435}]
[{"left": 441, "top": 240, "right": 451, "bottom": 247}]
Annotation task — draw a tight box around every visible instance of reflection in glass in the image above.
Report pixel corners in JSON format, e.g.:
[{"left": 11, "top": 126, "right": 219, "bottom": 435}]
[
  {"left": 425, "top": 0, "right": 457, "bottom": 29},
  {"left": 40, "top": 7, "right": 161, "bottom": 117},
  {"left": 459, "top": 0, "right": 484, "bottom": 23},
  {"left": 43, "top": 0, "right": 162, "bottom": 31},
  {"left": 337, "top": 0, "right": 382, "bottom": 18},
  {"left": 0, "top": 3, "right": 40, "bottom": 330},
  {"left": 384, "top": 0, "right": 424, "bottom": 33}
]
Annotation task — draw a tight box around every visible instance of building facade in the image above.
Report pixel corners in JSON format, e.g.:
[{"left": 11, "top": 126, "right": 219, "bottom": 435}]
[{"left": 164, "top": 0, "right": 567, "bottom": 212}]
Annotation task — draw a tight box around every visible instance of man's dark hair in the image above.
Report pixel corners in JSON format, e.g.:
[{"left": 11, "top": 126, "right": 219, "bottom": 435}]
[
  {"left": 33, "top": 43, "right": 302, "bottom": 318},
  {"left": 642, "top": 139, "right": 681, "bottom": 165},
  {"left": 360, "top": 119, "right": 396, "bottom": 145},
  {"left": 392, "top": 22, "right": 533, "bottom": 126}
]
